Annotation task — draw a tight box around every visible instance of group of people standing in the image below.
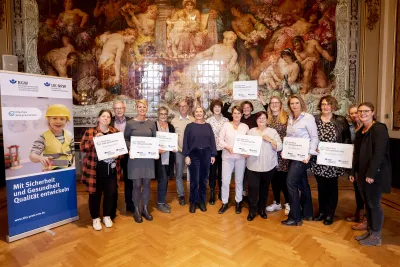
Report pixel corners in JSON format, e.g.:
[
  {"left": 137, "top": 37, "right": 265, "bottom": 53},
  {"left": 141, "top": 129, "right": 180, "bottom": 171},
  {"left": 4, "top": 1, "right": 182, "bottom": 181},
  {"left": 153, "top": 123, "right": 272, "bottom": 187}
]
[{"left": 80, "top": 95, "right": 391, "bottom": 247}]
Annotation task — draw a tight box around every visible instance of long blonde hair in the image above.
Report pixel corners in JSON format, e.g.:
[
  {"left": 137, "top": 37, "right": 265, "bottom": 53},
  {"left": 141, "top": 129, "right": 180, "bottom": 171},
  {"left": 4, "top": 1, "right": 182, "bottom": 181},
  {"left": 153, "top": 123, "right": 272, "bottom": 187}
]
[{"left": 267, "top": 96, "right": 288, "bottom": 125}]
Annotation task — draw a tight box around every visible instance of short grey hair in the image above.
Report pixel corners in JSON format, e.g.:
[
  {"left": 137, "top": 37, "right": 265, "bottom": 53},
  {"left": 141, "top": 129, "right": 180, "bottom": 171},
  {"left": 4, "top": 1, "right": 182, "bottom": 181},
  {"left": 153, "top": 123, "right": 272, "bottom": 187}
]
[{"left": 113, "top": 100, "right": 126, "bottom": 108}]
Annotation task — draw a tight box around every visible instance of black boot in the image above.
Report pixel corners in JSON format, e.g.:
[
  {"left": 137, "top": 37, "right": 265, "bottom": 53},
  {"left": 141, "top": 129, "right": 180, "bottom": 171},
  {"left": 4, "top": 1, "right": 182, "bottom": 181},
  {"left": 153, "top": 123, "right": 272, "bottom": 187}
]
[
  {"left": 218, "top": 203, "right": 228, "bottom": 214},
  {"left": 235, "top": 202, "right": 242, "bottom": 214},
  {"left": 142, "top": 205, "right": 153, "bottom": 221},
  {"left": 133, "top": 206, "right": 143, "bottom": 223},
  {"left": 198, "top": 202, "right": 207, "bottom": 212},
  {"left": 189, "top": 203, "right": 197, "bottom": 213},
  {"left": 209, "top": 189, "right": 215, "bottom": 205}
]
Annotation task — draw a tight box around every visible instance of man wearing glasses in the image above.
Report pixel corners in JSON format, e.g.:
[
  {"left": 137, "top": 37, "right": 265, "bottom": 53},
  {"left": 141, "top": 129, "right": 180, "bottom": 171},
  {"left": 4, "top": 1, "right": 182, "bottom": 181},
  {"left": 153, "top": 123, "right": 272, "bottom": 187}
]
[
  {"left": 171, "top": 100, "right": 195, "bottom": 205},
  {"left": 112, "top": 100, "right": 134, "bottom": 214}
]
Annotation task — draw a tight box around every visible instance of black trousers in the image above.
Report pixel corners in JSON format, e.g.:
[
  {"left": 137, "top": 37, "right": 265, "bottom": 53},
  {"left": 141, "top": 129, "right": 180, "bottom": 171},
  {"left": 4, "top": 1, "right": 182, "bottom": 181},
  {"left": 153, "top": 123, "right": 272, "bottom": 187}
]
[
  {"left": 358, "top": 182, "right": 384, "bottom": 233},
  {"left": 122, "top": 154, "right": 133, "bottom": 207},
  {"left": 286, "top": 161, "right": 313, "bottom": 222},
  {"left": 315, "top": 175, "right": 338, "bottom": 217},
  {"left": 353, "top": 180, "right": 365, "bottom": 209},
  {"left": 188, "top": 148, "right": 211, "bottom": 204},
  {"left": 247, "top": 168, "right": 276, "bottom": 214},
  {"left": 89, "top": 174, "right": 117, "bottom": 219},
  {"left": 271, "top": 171, "right": 289, "bottom": 204},
  {"left": 209, "top": 150, "right": 222, "bottom": 190}
]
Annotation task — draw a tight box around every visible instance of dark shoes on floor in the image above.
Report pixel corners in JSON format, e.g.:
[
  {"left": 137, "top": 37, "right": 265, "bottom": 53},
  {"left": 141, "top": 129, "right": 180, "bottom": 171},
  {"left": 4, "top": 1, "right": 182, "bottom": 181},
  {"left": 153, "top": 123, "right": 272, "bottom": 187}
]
[
  {"left": 189, "top": 203, "right": 196, "bottom": 213},
  {"left": 258, "top": 210, "right": 268, "bottom": 219},
  {"left": 142, "top": 205, "right": 153, "bottom": 221},
  {"left": 179, "top": 196, "right": 186, "bottom": 206},
  {"left": 281, "top": 219, "right": 303, "bottom": 226},
  {"left": 235, "top": 202, "right": 242, "bottom": 214},
  {"left": 313, "top": 213, "right": 326, "bottom": 221},
  {"left": 323, "top": 216, "right": 334, "bottom": 225},
  {"left": 133, "top": 207, "right": 143, "bottom": 223},
  {"left": 247, "top": 213, "right": 256, "bottom": 221},
  {"left": 197, "top": 203, "right": 207, "bottom": 212},
  {"left": 218, "top": 203, "right": 228, "bottom": 214},
  {"left": 209, "top": 190, "right": 215, "bottom": 205}
]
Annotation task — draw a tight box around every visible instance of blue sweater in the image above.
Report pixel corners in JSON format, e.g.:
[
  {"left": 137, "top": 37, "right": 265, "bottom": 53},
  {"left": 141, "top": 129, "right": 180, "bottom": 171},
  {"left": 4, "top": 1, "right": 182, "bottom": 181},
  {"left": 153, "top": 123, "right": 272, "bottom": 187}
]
[{"left": 182, "top": 122, "right": 217, "bottom": 157}]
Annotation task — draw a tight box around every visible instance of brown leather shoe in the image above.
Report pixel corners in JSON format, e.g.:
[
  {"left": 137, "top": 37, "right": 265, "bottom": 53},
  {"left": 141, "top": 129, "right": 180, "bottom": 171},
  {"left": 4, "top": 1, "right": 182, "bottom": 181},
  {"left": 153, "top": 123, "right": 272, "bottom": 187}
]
[
  {"left": 352, "top": 217, "right": 367, "bottom": 230},
  {"left": 345, "top": 209, "right": 364, "bottom": 222}
]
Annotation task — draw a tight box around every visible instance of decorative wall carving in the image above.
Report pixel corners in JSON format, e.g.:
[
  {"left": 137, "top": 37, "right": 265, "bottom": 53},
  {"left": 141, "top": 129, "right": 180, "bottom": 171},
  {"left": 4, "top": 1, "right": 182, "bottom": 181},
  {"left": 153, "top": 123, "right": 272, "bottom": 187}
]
[
  {"left": 365, "top": 0, "right": 380, "bottom": 31},
  {"left": 14, "top": 0, "right": 359, "bottom": 129}
]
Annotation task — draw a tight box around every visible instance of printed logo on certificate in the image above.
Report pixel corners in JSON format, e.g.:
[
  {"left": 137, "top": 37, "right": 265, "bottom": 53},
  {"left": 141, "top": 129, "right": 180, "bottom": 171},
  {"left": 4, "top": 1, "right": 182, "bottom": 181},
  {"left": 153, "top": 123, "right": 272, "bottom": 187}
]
[
  {"left": 233, "top": 135, "right": 262, "bottom": 156},
  {"left": 156, "top": 131, "right": 178, "bottom": 151},
  {"left": 282, "top": 137, "right": 310, "bottom": 161},
  {"left": 94, "top": 132, "right": 128, "bottom": 161},
  {"left": 130, "top": 136, "right": 159, "bottom": 159},
  {"left": 317, "top": 142, "right": 354, "bottom": 168}
]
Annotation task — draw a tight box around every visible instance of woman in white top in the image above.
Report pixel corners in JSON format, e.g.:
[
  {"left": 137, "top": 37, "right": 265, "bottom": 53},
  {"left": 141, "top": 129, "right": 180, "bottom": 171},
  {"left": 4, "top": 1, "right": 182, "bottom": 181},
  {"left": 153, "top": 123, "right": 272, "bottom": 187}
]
[
  {"left": 205, "top": 99, "right": 229, "bottom": 204},
  {"left": 218, "top": 106, "right": 249, "bottom": 214},
  {"left": 246, "top": 111, "right": 283, "bottom": 221}
]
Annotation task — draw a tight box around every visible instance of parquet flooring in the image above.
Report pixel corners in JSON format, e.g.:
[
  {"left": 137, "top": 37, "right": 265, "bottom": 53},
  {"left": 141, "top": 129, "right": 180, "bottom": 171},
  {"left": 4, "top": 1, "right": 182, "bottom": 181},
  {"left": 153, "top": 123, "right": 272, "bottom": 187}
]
[{"left": 0, "top": 177, "right": 400, "bottom": 267}]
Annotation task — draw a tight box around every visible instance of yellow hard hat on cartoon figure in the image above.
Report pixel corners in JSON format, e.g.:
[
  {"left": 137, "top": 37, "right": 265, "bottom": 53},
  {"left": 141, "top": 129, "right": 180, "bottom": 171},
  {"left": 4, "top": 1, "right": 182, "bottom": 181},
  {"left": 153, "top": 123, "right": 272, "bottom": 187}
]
[{"left": 45, "top": 104, "right": 71, "bottom": 121}]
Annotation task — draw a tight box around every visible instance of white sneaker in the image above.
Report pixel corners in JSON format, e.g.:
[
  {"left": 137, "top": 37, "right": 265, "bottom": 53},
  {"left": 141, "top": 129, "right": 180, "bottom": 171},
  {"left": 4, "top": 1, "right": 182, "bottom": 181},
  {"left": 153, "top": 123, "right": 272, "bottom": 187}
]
[
  {"left": 103, "top": 216, "right": 113, "bottom": 228},
  {"left": 266, "top": 201, "right": 282, "bottom": 212},
  {"left": 92, "top": 218, "right": 102, "bottom": 231},
  {"left": 284, "top": 203, "right": 290, "bottom": 215}
]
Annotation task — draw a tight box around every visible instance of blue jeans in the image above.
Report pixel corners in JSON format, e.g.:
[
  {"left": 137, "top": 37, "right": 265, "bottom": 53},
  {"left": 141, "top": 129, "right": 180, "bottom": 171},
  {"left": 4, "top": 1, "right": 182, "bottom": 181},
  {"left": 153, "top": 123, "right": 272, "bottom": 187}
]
[
  {"left": 286, "top": 160, "right": 313, "bottom": 221},
  {"left": 175, "top": 152, "right": 185, "bottom": 197},
  {"left": 188, "top": 148, "right": 211, "bottom": 204},
  {"left": 157, "top": 165, "right": 169, "bottom": 204}
]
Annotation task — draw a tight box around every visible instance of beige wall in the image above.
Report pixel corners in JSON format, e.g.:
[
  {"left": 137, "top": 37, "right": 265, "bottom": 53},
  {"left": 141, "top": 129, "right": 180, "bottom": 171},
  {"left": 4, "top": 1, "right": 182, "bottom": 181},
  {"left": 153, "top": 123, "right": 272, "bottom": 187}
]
[{"left": 358, "top": 0, "right": 399, "bottom": 138}]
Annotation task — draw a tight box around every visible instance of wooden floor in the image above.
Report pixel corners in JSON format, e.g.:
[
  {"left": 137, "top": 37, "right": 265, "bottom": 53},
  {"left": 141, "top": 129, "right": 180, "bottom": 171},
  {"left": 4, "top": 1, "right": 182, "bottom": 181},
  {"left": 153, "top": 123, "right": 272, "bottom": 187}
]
[{"left": 0, "top": 177, "right": 400, "bottom": 267}]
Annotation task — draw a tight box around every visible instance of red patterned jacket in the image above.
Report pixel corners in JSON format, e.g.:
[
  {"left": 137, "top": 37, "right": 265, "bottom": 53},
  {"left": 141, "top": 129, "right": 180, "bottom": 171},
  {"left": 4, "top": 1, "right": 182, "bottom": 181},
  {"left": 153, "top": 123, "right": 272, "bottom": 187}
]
[{"left": 80, "top": 126, "right": 122, "bottom": 194}]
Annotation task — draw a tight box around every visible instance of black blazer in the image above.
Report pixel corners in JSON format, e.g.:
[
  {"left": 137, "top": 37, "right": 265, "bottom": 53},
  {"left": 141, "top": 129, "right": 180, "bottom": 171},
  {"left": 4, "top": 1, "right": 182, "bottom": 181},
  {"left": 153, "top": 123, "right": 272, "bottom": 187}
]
[
  {"left": 352, "top": 122, "right": 391, "bottom": 193},
  {"left": 154, "top": 122, "right": 176, "bottom": 178},
  {"left": 314, "top": 114, "right": 351, "bottom": 144}
]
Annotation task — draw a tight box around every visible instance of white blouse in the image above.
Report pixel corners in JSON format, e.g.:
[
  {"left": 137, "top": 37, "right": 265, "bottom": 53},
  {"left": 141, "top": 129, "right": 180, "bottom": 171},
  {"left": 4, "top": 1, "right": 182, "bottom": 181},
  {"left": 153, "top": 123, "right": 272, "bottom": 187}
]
[{"left": 246, "top": 127, "right": 283, "bottom": 172}]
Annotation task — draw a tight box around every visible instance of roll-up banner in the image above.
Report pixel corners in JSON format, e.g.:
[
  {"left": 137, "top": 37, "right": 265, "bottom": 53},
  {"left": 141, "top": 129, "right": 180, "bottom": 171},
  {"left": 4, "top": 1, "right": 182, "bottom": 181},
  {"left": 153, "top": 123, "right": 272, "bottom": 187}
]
[{"left": 0, "top": 71, "right": 78, "bottom": 242}]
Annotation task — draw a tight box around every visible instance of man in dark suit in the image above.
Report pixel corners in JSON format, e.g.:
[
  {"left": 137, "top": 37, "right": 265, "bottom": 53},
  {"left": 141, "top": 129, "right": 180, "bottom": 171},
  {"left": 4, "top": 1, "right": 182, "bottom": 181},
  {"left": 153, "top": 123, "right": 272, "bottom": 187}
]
[{"left": 111, "top": 100, "right": 133, "bottom": 217}]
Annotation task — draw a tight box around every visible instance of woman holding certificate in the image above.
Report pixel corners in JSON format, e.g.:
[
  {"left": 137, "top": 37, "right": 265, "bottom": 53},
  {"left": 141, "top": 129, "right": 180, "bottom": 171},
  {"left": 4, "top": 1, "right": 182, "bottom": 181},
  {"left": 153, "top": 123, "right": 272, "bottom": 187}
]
[
  {"left": 206, "top": 100, "right": 229, "bottom": 204},
  {"left": 81, "top": 109, "right": 121, "bottom": 231},
  {"left": 281, "top": 95, "right": 319, "bottom": 227},
  {"left": 155, "top": 107, "right": 176, "bottom": 213},
  {"left": 350, "top": 102, "right": 391, "bottom": 246},
  {"left": 124, "top": 99, "right": 157, "bottom": 223},
  {"left": 311, "top": 96, "right": 351, "bottom": 225},
  {"left": 246, "top": 111, "right": 282, "bottom": 221},
  {"left": 218, "top": 106, "right": 249, "bottom": 214},
  {"left": 266, "top": 96, "right": 291, "bottom": 215},
  {"left": 183, "top": 106, "right": 217, "bottom": 213}
]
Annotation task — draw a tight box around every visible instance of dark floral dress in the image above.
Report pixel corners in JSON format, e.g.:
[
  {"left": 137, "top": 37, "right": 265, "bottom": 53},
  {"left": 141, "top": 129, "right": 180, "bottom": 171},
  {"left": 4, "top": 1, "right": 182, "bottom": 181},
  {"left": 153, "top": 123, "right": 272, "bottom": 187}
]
[
  {"left": 268, "top": 116, "right": 289, "bottom": 172},
  {"left": 311, "top": 120, "right": 345, "bottom": 178}
]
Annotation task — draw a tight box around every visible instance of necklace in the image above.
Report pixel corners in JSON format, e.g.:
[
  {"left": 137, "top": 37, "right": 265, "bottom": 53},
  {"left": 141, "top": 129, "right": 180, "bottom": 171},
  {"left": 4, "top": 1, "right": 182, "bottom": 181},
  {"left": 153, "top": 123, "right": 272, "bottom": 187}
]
[{"left": 362, "top": 121, "right": 375, "bottom": 134}]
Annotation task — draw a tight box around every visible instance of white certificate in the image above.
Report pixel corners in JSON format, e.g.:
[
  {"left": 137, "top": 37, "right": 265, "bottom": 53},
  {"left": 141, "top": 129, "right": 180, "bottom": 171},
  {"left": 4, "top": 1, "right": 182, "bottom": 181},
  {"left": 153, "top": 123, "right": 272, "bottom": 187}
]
[
  {"left": 130, "top": 136, "right": 159, "bottom": 159},
  {"left": 94, "top": 132, "right": 128, "bottom": 161},
  {"left": 157, "top": 131, "right": 178, "bottom": 151},
  {"left": 233, "top": 80, "right": 258, "bottom": 100},
  {"left": 282, "top": 137, "right": 310, "bottom": 161},
  {"left": 233, "top": 135, "right": 262, "bottom": 156},
  {"left": 317, "top": 142, "right": 354, "bottom": 168}
]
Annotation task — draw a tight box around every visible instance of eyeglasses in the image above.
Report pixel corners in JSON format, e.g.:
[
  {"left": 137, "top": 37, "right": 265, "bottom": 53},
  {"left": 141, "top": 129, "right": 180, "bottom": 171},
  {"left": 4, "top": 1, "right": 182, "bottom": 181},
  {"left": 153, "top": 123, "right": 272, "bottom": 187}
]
[
  {"left": 114, "top": 108, "right": 125, "bottom": 111},
  {"left": 159, "top": 113, "right": 168, "bottom": 116},
  {"left": 270, "top": 102, "right": 281, "bottom": 105},
  {"left": 321, "top": 103, "right": 331, "bottom": 107},
  {"left": 358, "top": 110, "right": 372, "bottom": 114}
]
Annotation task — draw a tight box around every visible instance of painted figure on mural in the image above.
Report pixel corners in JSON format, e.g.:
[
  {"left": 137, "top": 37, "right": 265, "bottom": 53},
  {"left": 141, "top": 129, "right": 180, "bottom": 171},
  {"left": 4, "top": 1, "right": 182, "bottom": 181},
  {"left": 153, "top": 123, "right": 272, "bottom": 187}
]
[
  {"left": 93, "top": 0, "right": 128, "bottom": 32},
  {"left": 34, "top": 0, "right": 339, "bottom": 113},
  {"left": 122, "top": 4, "right": 158, "bottom": 61},
  {"left": 43, "top": 36, "right": 78, "bottom": 77},
  {"left": 97, "top": 28, "right": 137, "bottom": 87},
  {"left": 166, "top": 0, "right": 203, "bottom": 58},
  {"left": 292, "top": 36, "right": 334, "bottom": 94}
]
